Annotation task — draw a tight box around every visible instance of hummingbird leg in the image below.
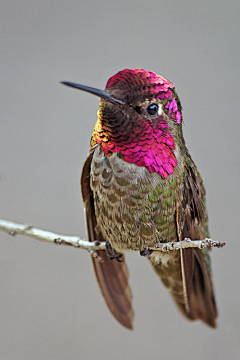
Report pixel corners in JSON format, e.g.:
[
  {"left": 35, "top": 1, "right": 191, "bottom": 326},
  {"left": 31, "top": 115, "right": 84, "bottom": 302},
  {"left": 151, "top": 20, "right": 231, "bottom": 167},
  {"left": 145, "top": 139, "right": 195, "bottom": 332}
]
[
  {"left": 105, "top": 241, "right": 123, "bottom": 262},
  {"left": 140, "top": 246, "right": 153, "bottom": 257}
]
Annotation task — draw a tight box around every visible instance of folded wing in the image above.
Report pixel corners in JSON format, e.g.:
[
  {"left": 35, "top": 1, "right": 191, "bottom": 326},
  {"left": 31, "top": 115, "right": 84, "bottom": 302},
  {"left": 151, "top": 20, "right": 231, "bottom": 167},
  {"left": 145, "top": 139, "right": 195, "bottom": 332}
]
[
  {"left": 81, "top": 151, "right": 134, "bottom": 329},
  {"left": 177, "top": 162, "right": 217, "bottom": 328}
]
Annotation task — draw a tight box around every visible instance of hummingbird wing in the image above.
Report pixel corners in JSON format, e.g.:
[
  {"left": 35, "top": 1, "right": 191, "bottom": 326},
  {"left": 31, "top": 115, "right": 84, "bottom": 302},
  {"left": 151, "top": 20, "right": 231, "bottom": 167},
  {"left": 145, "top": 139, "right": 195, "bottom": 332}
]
[
  {"left": 177, "top": 162, "right": 217, "bottom": 328},
  {"left": 81, "top": 150, "right": 134, "bottom": 330}
]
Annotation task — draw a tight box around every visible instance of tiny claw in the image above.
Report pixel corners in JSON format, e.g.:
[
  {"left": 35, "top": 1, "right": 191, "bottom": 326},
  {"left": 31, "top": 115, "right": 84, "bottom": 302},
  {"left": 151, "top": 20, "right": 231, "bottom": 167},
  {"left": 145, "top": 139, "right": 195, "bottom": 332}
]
[
  {"left": 140, "top": 246, "right": 153, "bottom": 256},
  {"left": 115, "top": 253, "right": 123, "bottom": 262},
  {"left": 105, "top": 241, "right": 123, "bottom": 262}
]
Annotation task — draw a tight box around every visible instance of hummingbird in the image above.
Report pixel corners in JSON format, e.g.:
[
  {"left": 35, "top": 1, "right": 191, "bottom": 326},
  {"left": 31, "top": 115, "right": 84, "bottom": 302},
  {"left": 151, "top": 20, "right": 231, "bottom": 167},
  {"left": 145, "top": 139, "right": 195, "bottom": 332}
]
[{"left": 61, "top": 69, "right": 217, "bottom": 330}]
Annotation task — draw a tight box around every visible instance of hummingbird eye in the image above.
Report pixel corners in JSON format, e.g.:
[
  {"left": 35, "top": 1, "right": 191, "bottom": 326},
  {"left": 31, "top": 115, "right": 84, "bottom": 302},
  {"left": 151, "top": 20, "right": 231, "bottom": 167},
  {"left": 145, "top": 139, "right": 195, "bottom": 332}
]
[{"left": 147, "top": 103, "right": 160, "bottom": 116}]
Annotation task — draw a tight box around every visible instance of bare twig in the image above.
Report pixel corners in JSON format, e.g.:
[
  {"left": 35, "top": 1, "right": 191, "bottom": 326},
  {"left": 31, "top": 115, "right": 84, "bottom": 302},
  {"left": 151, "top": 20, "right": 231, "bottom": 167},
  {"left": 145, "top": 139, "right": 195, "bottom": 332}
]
[
  {"left": 0, "top": 218, "right": 105, "bottom": 250},
  {"left": 0, "top": 218, "right": 225, "bottom": 258}
]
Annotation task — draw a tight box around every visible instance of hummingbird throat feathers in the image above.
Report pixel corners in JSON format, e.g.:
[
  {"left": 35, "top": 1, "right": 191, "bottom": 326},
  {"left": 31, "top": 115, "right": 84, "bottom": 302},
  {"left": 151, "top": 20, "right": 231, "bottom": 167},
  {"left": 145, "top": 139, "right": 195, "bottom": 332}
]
[{"left": 92, "top": 114, "right": 179, "bottom": 179}]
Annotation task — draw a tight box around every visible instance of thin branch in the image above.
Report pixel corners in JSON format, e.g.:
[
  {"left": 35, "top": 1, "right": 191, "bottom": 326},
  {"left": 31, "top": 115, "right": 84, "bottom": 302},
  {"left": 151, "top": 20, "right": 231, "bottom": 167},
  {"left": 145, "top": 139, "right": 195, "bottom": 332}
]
[
  {"left": 0, "top": 218, "right": 105, "bottom": 248},
  {"left": 0, "top": 218, "right": 225, "bottom": 259}
]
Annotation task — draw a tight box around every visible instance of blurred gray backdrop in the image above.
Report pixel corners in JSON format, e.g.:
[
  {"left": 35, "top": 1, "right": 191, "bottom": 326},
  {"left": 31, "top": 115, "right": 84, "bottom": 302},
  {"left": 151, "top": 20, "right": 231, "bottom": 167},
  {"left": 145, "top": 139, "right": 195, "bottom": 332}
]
[{"left": 1, "top": 1, "right": 239, "bottom": 359}]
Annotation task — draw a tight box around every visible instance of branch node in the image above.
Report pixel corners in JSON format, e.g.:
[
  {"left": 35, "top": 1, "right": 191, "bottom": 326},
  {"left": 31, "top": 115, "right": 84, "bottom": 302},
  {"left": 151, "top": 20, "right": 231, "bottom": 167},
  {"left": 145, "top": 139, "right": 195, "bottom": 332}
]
[
  {"left": 54, "top": 238, "right": 80, "bottom": 247},
  {"left": 23, "top": 223, "right": 33, "bottom": 231},
  {"left": 54, "top": 238, "right": 61, "bottom": 244},
  {"left": 206, "top": 238, "right": 226, "bottom": 248},
  {"left": 162, "top": 244, "right": 170, "bottom": 252}
]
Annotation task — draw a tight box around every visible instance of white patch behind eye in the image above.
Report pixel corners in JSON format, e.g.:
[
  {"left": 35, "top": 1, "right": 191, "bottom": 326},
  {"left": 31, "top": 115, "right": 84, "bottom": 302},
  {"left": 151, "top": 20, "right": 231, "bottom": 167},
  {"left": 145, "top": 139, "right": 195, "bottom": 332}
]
[{"left": 158, "top": 104, "right": 163, "bottom": 116}]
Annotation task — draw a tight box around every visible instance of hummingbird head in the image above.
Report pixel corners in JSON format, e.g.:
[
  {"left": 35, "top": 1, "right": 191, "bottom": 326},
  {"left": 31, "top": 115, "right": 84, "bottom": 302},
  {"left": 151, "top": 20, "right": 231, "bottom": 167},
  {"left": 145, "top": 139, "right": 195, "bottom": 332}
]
[{"left": 61, "top": 69, "right": 183, "bottom": 179}]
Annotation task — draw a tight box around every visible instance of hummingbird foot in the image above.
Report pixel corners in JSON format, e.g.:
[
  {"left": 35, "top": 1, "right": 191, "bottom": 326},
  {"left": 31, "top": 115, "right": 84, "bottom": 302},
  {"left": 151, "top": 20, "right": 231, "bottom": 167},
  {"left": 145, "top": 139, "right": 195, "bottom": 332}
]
[
  {"left": 105, "top": 241, "right": 123, "bottom": 262},
  {"left": 140, "top": 246, "right": 153, "bottom": 257}
]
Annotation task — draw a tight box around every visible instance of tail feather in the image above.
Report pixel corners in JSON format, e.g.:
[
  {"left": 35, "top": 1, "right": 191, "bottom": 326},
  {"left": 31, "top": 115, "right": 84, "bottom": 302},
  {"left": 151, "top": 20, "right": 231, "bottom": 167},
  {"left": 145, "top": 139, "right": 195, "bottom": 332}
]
[
  {"left": 149, "top": 248, "right": 217, "bottom": 328},
  {"left": 92, "top": 252, "right": 134, "bottom": 330}
]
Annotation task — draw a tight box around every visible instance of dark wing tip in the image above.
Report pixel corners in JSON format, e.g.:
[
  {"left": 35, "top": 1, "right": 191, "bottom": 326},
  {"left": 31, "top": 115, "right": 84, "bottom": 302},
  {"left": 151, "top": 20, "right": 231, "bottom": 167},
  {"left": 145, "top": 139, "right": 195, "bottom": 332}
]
[{"left": 92, "top": 251, "right": 134, "bottom": 330}]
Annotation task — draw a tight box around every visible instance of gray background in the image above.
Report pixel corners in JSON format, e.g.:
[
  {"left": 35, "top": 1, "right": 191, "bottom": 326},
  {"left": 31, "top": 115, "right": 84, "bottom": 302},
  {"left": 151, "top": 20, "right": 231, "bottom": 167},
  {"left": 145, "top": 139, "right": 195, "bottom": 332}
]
[{"left": 1, "top": 1, "right": 239, "bottom": 359}]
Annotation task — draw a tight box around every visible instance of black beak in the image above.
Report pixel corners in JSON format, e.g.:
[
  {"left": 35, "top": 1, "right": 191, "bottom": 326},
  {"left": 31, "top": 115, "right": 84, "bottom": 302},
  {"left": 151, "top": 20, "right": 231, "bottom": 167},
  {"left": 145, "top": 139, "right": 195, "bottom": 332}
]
[{"left": 60, "top": 81, "right": 125, "bottom": 105}]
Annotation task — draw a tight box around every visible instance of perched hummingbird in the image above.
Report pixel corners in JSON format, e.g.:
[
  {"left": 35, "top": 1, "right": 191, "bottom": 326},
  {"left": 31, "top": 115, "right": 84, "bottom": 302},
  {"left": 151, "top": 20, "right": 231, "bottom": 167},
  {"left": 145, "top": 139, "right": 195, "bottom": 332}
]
[{"left": 61, "top": 69, "right": 217, "bottom": 329}]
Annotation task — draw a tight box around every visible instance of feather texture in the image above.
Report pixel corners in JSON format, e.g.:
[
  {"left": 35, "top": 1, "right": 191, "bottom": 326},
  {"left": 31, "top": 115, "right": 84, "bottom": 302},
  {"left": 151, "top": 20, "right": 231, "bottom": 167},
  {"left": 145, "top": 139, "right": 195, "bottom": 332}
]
[
  {"left": 176, "top": 158, "right": 217, "bottom": 327},
  {"left": 81, "top": 150, "right": 134, "bottom": 329}
]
